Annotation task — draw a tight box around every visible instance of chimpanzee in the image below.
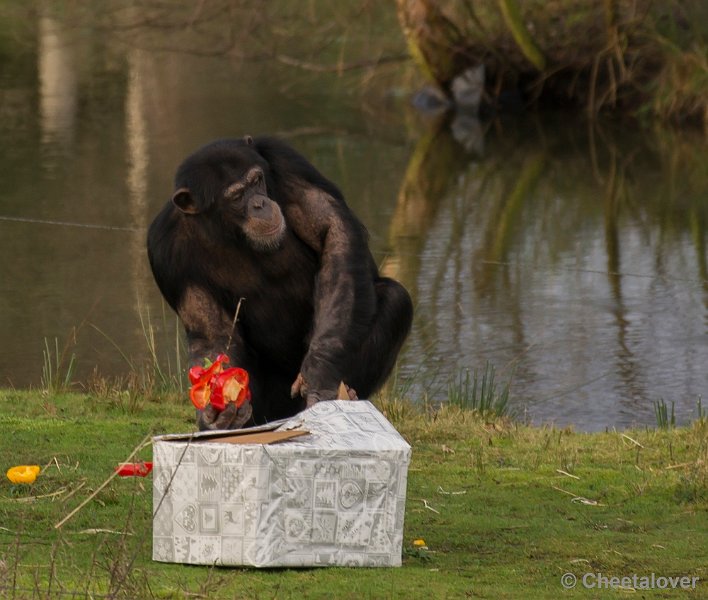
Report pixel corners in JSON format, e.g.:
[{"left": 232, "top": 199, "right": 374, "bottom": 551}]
[{"left": 147, "top": 136, "right": 413, "bottom": 430}]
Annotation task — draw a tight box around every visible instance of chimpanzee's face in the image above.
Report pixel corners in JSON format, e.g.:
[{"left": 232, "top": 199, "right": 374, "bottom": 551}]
[
  {"left": 171, "top": 145, "right": 286, "bottom": 253},
  {"left": 219, "top": 166, "right": 286, "bottom": 252}
]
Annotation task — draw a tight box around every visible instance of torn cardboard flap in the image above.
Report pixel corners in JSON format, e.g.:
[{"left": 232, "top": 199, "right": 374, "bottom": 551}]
[
  {"left": 154, "top": 418, "right": 288, "bottom": 443},
  {"left": 202, "top": 429, "right": 309, "bottom": 445},
  {"left": 153, "top": 417, "right": 309, "bottom": 446}
]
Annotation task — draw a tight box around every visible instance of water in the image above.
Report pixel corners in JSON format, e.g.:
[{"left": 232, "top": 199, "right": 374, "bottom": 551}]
[
  {"left": 394, "top": 117, "right": 708, "bottom": 430},
  {"left": 1, "top": 9, "right": 706, "bottom": 431}
]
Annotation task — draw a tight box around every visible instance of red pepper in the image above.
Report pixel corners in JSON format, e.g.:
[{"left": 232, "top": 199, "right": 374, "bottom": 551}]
[
  {"left": 188, "top": 354, "right": 230, "bottom": 410},
  {"left": 188, "top": 354, "right": 251, "bottom": 412},
  {"left": 188, "top": 365, "right": 206, "bottom": 384},
  {"left": 210, "top": 367, "right": 250, "bottom": 412},
  {"left": 115, "top": 462, "right": 153, "bottom": 477},
  {"left": 189, "top": 380, "right": 211, "bottom": 409}
]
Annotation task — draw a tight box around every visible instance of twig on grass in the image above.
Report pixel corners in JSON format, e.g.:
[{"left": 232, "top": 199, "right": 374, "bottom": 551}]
[
  {"left": 571, "top": 497, "right": 603, "bottom": 506},
  {"left": 665, "top": 460, "right": 703, "bottom": 470},
  {"left": 61, "top": 480, "right": 87, "bottom": 504},
  {"left": 41, "top": 456, "right": 62, "bottom": 473},
  {"left": 552, "top": 485, "right": 577, "bottom": 497},
  {"left": 74, "top": 529, "right": 133, "bottom": 536},
  {"left": 54, "top": 433, "right": 152, "bottom": 529},
  {"left": 556, "top": 469, "right": 580, "bottom": 479},
  {"left": 437, "top": 486, "right": 467, "bottom": 495},
  {"left": 422, "top": 499, "right": 440, "bottom": 514},
  {"left": 11, "top": 488, "right": 68, "bottom": 503},
  {"left": 551, "top": 485, "right": 605, "bottom": 506},
  {"left": 621, "top": 433, "right": 644, "bottom": 448}
]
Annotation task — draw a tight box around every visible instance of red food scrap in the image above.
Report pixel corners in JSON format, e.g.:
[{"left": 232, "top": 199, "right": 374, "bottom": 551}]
[
  {"left": 188, "top": 354, "right": 250, "bottom": 412},
  {"left": 115, "top": 462, "right": 153, "bottom": 477}
]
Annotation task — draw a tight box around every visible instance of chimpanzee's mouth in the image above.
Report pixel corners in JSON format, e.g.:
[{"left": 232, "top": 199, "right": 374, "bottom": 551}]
[
  {"left": 257, "top": 222, "right": 285, "bottom": 237},
  {"left": 248, "top": 218, "right": 286, "bottom": 252},
  {"left": 252, "top": 214, "right": 286, "bottom": 238}
]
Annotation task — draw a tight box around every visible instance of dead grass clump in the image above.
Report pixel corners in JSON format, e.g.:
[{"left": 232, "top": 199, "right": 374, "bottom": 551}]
[{"left": 649, "top": 42, "right": 708, "bottom": 125}]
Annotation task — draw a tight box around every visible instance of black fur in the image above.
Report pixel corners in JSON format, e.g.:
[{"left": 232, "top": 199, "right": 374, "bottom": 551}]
[{"left": 147, "top": 136, "right": 413, "bottom": 425}]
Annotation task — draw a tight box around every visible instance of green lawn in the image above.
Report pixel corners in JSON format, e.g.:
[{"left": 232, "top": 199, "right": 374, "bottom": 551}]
[{"left": 0, "top": 390, "right": 705, "bottom": 599}]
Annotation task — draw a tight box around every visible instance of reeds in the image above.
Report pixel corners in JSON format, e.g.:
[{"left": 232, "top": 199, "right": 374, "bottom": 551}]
[
  {"left": 654, "top": 398, "right": 676, "bottom": 429},
  {"left": 137, "top": 302, "right": 185, "bottom": 395},
  {"left": 652, "top": 397, "right": 704, "bottom": 430},
  {"left": 446, "top": 362, "right": 513, "bottom": 418},
  {"left": 41, "top": 336, "right": 77, "bottom": 394},
  {"left": 88, "top": 302, "right": 186, "bottom": 404}
]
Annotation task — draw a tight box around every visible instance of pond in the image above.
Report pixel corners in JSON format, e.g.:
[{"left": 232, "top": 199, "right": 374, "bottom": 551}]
[{"left": 1, "top": 8, "right": 706, "bottom": 431}]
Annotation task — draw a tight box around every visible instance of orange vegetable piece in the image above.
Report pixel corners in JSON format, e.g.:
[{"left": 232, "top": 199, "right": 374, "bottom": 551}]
[{"left": 7, "top": 465, "right": 41, "bottom": 484}]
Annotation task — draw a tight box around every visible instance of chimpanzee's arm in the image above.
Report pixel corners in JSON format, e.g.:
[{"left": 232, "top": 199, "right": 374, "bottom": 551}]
[
  {"left": 286, "top": 186, "right": 378, "bottom": 403},
  {"left": 178, "top": 286, "right": 253, "bottom": 430},
  {"left": 178, "top": 286, "right": 235, "bottom": 365}
]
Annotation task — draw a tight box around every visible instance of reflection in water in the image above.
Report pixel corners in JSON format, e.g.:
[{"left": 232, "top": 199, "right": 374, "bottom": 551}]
[
  {"left": 125, "top": 49, "right": 151, "bottom": 308},
  {"left": 388, "top": 116, "right": 708, "bottom": 430},
  {"left": 38, "top": 15, "right": 76, "bottom": 148}
]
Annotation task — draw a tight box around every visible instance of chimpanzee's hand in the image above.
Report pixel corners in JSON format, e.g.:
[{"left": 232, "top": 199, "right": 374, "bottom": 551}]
[
  {"left": 290, "top": 373, "right": 326, "bottom": 407},
  {"left": 197, "top": 401, "right": 253, "bottom": 431},
  {"left": 290, "top": 373, "right": 355, "bottom": 407}
]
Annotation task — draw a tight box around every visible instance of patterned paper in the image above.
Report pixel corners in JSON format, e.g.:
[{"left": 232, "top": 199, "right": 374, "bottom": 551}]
[{"left": 152, "top": 401, "right": 411, "bottom": 567}]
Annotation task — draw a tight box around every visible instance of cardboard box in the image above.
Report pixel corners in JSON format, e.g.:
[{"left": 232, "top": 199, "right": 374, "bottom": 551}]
[{"left": 152, "top": 400, "right": 411, "bottom": 567}]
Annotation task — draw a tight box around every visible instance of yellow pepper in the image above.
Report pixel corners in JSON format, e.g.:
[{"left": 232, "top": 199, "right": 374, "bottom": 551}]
[{"left": 6, "top": 465, "right": 41, "bottom": 484}]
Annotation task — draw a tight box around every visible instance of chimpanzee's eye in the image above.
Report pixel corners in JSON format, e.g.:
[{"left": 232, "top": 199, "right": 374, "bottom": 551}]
[{"left": 225, "top": 185, "right": 243, "bottom": 201}]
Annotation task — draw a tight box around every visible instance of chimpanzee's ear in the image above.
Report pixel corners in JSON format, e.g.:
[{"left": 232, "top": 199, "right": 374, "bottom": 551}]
[
  {"left": 172, "top": 187, "right": 200, "bottom": 214},
  {"left": 244, "top": 135, "right": 254, "bottom": 146}
]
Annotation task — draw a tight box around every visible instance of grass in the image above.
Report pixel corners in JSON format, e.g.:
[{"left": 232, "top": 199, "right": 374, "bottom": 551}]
[
  {"left": 650, "top": 40, "right": 708, "bottom": 126},
  {"left": 0, "top": 390, "right": 706, "bottom": 599}
]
